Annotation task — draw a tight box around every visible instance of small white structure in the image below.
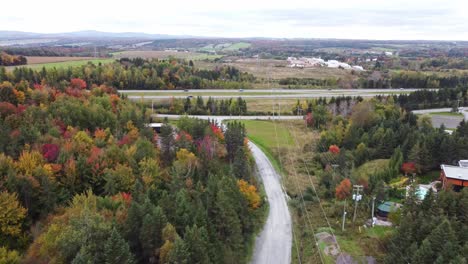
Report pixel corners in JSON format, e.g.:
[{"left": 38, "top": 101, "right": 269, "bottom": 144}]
[
  {"left": 146, "top": 123, "right": 163, "bottom": 133},
  {"left": 385, "top": 51, "right": 393, "bottom": 56}
]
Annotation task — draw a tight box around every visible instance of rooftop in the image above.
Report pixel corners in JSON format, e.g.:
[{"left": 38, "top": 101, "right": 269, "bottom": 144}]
[
  {"left": 459, "top": 160, "right": 468, "bottom": 168},
  {"left": 377, "top": 201, "right": 402, "bottom": 213},
  {"left": 441, "top": 165, "right": 468, "bottom": 181}
]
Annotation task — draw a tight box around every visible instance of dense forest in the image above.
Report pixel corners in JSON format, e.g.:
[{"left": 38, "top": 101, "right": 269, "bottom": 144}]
[
  {"left": 0, "top": 77, "right": 264, "bottom": 263},
  {"left": 359, "top": 70, "right": 468, "bottom": 88},
  {"left": 385, "top": 187, "right": 467, "bottom": 264},
  {"left": 1, "top": 46, "right": 112, "bottom": 58},
  {"left": 392, "top": 86, "right": 468, "bottom": 110},
  {"left": 301, "top": 98, "right": 467, "bottom": 262},
  {"left": 0, "top": 52, "right": 27, "bottom": 66},
  {"left": 0, "top": 58, "right": 255, "bottom": 90},
  {"left": 316, "top": 98, "right": 468, "bottom": 176}
]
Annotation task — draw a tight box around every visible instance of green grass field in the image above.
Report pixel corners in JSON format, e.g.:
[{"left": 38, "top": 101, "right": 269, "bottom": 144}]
[
  {"left": 11, "top": 58, "right": 114, "bottom": 70},
  {"left": 111, "top": 50, "right": 222, "bottom": 61},
  {"left": 429, "top": 111, "right": 463, "bottom": 116},
  {"left": 199, "top": 42, "right": 251, "bottom": 53},
  {"left": 223, "top": 42, "right": 251, "bottom": 51},
  {"left": 352, "top": 159, "right": 390, "bottom": 181},
  {"left": 233, "top": 120, "right": 293, "bottom": 173}
]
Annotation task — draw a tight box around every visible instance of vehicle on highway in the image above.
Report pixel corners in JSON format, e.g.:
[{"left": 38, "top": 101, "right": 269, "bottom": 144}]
[{"left": 239, "top": 89, "right": 244, "bottom": 92}]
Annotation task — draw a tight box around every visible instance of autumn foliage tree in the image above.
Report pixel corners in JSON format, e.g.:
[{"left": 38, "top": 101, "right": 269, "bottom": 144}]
[
  {"left": 41, "top": 144, "right": 60, "bottom": 162},
  {"left": 329, "top": 144, "right": 340, "bottom": 154},
  {"left": 305, "top": 112, "right": 314, "bottom": 127},
  {"left": 70, "top": 78, "right": 87, "bottom": 89},
  {"left": 237, "top": 179, "right": 261, "bottom": 209},
  {"left": 0, "top": 191, "right": 27, "bottom": 243},
  {"left": 335, "top": 178, "right": 352, "bottom": 200},
  {"left": 401, "top": 162, "right": 417, "bottom": 176}
]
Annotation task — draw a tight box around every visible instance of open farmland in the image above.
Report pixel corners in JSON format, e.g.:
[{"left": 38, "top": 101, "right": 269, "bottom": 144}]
[
  {"left": 199, "top": 42, "right": 251, "bottom": 52},
  {"left": 112, "top": 50, "right": 222, "bottom": 60},
  {"left": 6, "top": 58, "right": 114, "bottom": 70},
  {"left": 25, "top": 56, "right": 97, "bottom": 64}
]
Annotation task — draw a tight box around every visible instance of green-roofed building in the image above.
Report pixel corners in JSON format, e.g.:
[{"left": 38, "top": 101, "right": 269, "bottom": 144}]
[{"left": 377, "top": 201, "right": 402, "bottom": 218}]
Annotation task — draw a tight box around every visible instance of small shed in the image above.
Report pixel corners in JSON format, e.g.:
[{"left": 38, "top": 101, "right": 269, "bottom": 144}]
[
  {"left": 146, "top": 123, "right": 163, "bottom": 133},
  {"left": 377, "top": 201, "right": 402, "bottom": 218}
]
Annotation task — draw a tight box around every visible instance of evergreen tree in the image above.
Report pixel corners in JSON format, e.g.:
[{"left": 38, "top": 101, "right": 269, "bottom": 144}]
[
  {"left": 160, "top": 123, "right": 175, "bottom": 167},
  {"left": 103, "top": 228, "right": 135, "bottom": 264},
  {"left": 232, "top": 148, "right": 250, "bottom": 179},
  {"left": 139, "top": 206, "right": 167, "bottom": 263},
  {"left": 168, "top": 237, "right": 189, "bottom": 264},
  {"left": 184, "top": 225, "right": 211, "bottom": 264}
]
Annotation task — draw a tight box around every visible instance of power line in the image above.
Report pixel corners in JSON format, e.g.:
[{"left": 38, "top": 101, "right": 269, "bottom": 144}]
[
  {"left": 285, "top": 118, "right": 344, "bottom": 256},
  {"left": 267, "top": 73, "right": 323, "bottom": 263}
]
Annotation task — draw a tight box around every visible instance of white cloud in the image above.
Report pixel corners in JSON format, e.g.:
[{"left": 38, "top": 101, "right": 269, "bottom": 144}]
[{"left": 1, "top": 0, "right": 467, "bottom": 40}]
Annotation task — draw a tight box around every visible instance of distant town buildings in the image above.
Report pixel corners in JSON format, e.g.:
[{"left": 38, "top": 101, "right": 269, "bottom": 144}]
[{"left": 286, "top": 57, "right": 364, "bottom": 71}]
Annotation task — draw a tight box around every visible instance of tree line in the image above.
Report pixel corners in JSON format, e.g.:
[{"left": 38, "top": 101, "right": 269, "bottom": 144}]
[
  {"left": 0, "top": 58, "right": 255, "bottom": 90},
  {"left": 359, "top": 70, "right": 468, "bottom": 88},
  {"left": 0, "top": 52, "right": 27, "bottom": 66},
  {"left": 154, "top": 96, "right": 248, "bottom": 115},
  {"left": 391, "top": 86, "right": 468, "bottom": 110}
]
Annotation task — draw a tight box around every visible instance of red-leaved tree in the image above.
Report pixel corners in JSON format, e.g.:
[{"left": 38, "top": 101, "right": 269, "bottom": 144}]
[
  {"left": 401, "top": 162, "right": 416, "bottom": 176},
  {"left": 335, "top": 178, "right": 352, "bottom": 200},
  {"left": 42, "top": 144, "right": 60, "bottom": 162},
  {"left": 329, "top": 145, "right": 340, "bottom": 154},
  {"left": 70, "top": 78, "right": 87, "bottom": 89},
  {"left": 305, "top": 112, "right": 314, "bottom": 127}
]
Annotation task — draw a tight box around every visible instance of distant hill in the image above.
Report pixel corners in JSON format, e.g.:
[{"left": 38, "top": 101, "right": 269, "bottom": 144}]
[{"left": 0, "top": 30, "right": 192, "bottom": 40}]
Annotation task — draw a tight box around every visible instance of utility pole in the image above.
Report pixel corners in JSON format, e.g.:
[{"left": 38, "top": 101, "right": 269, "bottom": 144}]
[
  {"left": 342, "top": 200, "right": 347, "bottom": 231},
  {"left": 371, "top": 196, "right": 376, "bottom": 227},
  {"left": 352, "top": 185, "right": 363, "bottom": 224}
]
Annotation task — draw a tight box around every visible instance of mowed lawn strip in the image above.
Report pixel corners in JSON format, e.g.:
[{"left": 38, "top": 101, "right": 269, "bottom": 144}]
[{"left": 235, "top": 120, "right": 293, "bottom": 174}]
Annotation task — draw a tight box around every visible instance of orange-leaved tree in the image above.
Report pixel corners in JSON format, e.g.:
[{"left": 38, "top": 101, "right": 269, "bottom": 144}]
[
  {"left": 335, "top": 178, "right": 352, "bottom": 200},
  {"left": 237, "top": 180, "right": 261, "bottom": 209}
]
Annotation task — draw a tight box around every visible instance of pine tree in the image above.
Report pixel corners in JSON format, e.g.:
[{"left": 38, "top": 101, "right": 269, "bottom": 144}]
[
  {"left": 184, "top": 225, "right": 211, "bottom": 264},
  {"left": 160, "top": 123, "right": 175, "bottom": 167},
  {"left": 168, "top": 237, "right": 189, "bottom": 264},
  {"left": 139, "top": 206, "right": 167, "bottom": 263},
  {"left": 103, "top": 228, "right": 135, "bottom": 264},
  {"left": 412, "top": 239, "right": 433, "bottom": 264},
  {"left": 232, "top": 148, "right": 249, "bottom": 179}
]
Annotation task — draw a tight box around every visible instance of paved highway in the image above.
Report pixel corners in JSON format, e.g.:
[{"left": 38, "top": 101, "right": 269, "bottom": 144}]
[
  {"left": 121, "top": 88, "right": 422, "bottom": 93},
  {"left": 122, "top": 88, "right": 422, "bottom": 100}
]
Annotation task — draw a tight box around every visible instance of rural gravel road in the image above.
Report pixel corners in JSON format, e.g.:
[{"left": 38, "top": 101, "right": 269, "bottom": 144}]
[
  {"left": 155, "top": 114, "right": 292, "bottom": 264},
  {"left": 249, "top": 142, "right": 292, "bottom": 264}
]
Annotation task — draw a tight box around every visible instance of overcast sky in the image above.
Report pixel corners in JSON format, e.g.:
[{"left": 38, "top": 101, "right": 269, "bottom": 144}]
[{"left": 2, "top": 0, "right": 467, "bottom": 40}]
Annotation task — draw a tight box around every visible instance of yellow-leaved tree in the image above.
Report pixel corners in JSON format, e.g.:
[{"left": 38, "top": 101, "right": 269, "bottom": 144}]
[
  {"left": 0, "top": 191, "right": 27, "bottom": 238},
  {"left": 237, "top": 180, "right": 261, "bottom": 209}
]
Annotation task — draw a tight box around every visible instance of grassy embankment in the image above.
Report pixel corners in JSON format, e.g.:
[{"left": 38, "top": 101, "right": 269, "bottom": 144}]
[{"left": 237, "top": 119, "right": 397, "bottom": 263}]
